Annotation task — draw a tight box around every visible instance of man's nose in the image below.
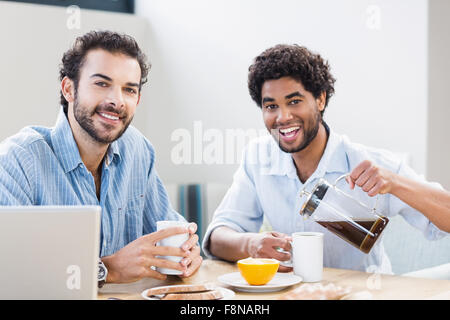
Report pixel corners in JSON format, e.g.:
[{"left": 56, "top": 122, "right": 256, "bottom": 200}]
[
  {"left": 276, "top": 105, "right": 293, "bottom": 123},
  {"left": 105, "top": 86, "right": 125, "bottom": 108}
]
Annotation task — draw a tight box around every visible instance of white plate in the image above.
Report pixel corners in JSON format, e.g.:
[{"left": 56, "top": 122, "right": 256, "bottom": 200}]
[
  {"left": 218, "top": 272, "right": 302, "bottom": 293},
  {"left": 141, "top": 286, "right": 235, "bottom": 300}
]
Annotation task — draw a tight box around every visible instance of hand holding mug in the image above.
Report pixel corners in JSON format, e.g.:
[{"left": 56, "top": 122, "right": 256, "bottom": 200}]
[
  {"left": 247, "top": 231, "right": 293, "bottom": 272},
  {"left": 101, "top": 221, "right": 201, "bottom": 283},
  {"left": 156, "top": 220, "right": 202, "bottom": 277}
]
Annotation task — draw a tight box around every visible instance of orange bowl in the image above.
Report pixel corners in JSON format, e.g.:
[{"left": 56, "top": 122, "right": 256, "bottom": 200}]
[{"left": 237, "top": 257, "right": 280, "bottom": 285}]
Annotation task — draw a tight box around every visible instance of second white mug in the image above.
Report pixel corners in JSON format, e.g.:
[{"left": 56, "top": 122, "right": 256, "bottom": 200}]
[{"left": 279, "top": 232, "right": 324, "bottom": 282}]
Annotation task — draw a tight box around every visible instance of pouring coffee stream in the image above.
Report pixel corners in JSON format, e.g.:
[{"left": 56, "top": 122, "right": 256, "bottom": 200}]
[{"left": 299, "top": 174, "right": 389, "bottom": 254}]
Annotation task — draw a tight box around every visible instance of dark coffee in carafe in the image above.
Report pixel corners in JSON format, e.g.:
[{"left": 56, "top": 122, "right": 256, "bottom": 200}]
[{"left": 316, "top": 216, "right": 389, "bottom": 254}]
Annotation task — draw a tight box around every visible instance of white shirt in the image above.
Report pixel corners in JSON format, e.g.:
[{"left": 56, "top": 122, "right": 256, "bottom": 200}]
[{"left": 202, "top": 129, "right": 447, "bottom": 274}]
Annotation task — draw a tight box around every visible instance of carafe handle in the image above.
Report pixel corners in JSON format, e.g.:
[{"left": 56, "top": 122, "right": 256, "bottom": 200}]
[{"left": 334, "top": 174, "right": 379, "bottom": 213}]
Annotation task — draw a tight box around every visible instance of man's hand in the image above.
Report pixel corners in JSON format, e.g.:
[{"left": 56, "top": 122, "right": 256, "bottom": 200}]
[
  {"left": 247, "top": 231, "right": 293, "bottom": 272},
  {"left": 178, "top": 223, "right": 203, "bottom": 278},
  {"left": 101, "top": 222, "right": 201, "bottom": 283},
  {"left": 346, "top": 160, "right": 396, "bottom": 197},
  {"left": 346, "top": 160, "right": 450, "bottom": 233}
]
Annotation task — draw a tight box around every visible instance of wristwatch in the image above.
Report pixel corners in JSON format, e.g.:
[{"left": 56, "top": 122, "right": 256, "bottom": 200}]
[{"left": 98, "top": 259, "right": 108, "bottom": 288}]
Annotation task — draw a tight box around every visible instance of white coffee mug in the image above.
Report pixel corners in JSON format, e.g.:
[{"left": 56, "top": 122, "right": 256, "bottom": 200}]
[
  {"left": 155, "top": 220, "right": 189, "bottom": 275},
  {"left": 279, "top": 232, "right": 324, "bottom": 282}
]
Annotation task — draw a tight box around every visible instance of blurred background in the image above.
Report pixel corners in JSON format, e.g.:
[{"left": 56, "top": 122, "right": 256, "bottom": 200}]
[{"left": 0, "top": 0, "right": 448, "bottom": 274}]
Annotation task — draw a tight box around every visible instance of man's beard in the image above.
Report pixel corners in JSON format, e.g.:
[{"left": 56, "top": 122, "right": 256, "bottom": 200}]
[
  {"left": 274, "top": 111, "right": 321, "bottom": 154},
  {"left": 73, "top": 95, "right": 133, "bottom": 144}
]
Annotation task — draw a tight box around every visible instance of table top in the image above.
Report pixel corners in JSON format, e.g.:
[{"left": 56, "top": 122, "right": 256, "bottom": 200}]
[{"left": 98, "top": 259, "right": 450, "bottom": 300}]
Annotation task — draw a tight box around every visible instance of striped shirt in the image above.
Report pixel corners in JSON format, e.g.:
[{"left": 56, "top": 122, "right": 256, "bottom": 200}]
[{"left": 0, "top": 108, "right": 185, "bottom": 257}]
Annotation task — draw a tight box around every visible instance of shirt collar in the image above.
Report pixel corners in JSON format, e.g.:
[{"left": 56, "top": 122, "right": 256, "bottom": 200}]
[
  {"left": 311, "top": 129, "right": 349, "bottom": 177},
  {"left": 51, "top": 107, "right": 121, "bottom": 173},
  {"left": 262, "top": 125, "right": 349, "bottom": 180},
  {"left": 106, "top": 139, "right": 121, "bottom": 166}
]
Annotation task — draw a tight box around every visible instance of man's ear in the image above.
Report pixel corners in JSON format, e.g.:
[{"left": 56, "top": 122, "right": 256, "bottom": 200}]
[
  {"left": 61, "top": 76, "right": 75, "bottom": 104},
  {"left": 316, "top": 91, "right": 326, "bottom": 112}
]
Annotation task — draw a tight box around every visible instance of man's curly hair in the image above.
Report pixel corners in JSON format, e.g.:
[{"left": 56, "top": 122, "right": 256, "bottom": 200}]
[
  {"left": 59, "top": 30, "right": 150, "bottom": 113},
  {"left": 248, "top": 44, "right": 336, "bottom": 116}
]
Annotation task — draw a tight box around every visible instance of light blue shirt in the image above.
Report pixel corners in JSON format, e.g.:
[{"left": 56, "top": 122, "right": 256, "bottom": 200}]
[
  {"left": 0, "top": 108, "right": 185, "bottom": 257},
  {"left": 202, "top": 129, "right": 447, "bottom": 274}
]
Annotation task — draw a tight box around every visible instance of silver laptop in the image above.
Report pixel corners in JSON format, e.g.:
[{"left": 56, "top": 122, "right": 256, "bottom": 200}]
[{"left": 0, "top": 206, "right": 101, "bottom": 300}]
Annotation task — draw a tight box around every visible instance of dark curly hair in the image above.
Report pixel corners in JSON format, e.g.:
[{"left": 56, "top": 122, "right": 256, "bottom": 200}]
[
  {"left": 59, "top": 30, "right": 150, "bottom": 113},
  {"left": 248, "top": 44, "right": 335, "bottom": 116}
]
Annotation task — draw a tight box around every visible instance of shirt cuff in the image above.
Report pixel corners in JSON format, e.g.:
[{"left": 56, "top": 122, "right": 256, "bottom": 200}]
[{"left": 425, "top": 220, "right": 449, "bottom": 241}]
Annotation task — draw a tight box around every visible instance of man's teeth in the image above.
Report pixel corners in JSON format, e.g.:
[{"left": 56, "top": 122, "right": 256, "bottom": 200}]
[
  {"left": 279, "top": 126, "right": 300, "bottom": 134},
  {"left": 99, "top": 112, "right": 119, "bottom": 120}
]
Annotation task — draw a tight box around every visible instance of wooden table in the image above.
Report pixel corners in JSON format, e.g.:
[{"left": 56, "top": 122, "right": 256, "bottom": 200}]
[{"left": 98, "top": 259, "right": 450, "bottom": 300}]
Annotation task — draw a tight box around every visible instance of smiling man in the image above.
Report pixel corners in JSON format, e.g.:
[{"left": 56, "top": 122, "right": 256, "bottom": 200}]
[
  {"left": 202, "top": 44, "right": 450, "bottom": 274},
  {"left": 0, "top": 31, "right": 202, "bottom": 285}
]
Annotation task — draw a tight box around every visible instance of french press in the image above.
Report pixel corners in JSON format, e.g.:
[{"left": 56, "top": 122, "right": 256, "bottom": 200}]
[{"left": 299, "top": 174, "right": 389, "bottom": 254}]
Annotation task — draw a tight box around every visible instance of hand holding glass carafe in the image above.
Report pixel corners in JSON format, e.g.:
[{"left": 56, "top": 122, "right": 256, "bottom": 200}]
[{"left": 299, "top": 174, "right": 389, "bottom": 254}]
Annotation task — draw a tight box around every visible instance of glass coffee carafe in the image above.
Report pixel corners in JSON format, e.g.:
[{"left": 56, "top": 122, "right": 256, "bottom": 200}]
[{"left": 299, "top": 174, "right": 389, "bottom": 254}]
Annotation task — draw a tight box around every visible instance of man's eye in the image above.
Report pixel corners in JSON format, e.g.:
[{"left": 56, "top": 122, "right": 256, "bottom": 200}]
[
  {"left": 125, "top": 88, "right": 137, "bottom": 94},
  {"left": 265, "top": 104, "right": 278, "bottom": 110},
  {"left": 288, "top": 99, "right": 301, "bottom": 105},
  {"left": 95, "top": 82, "right": 107, "bottom": 87}
]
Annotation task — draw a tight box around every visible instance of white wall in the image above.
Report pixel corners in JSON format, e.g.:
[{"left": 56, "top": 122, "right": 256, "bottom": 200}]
[
  {"left": 0, "top": 1, "right": 150, "bottom": 141},
  {"left": 135, "top": 0, "right": 429, "bottom": 185},
  {"left": 1, "top": 1, "right": 441, "bottom": 189},
  {"left": 428, "top": 0, "right": 450, "bottom": 189}
]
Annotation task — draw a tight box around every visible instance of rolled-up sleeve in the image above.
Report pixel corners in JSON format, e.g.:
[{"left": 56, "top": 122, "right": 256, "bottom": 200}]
[
  {"left": 202, "top": 146, "right": 264, "bottom": 258},
  {"left": 389, "top": 160, "right": 448, "bottom": 240}
]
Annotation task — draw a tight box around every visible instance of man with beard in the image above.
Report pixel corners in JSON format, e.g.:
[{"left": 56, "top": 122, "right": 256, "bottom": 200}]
[
  {"left": 0, "top": 31, "right": 202, "bottom": 285},
  {"left": 202, "top": 44, "right": 450, "bottom": 274}
]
